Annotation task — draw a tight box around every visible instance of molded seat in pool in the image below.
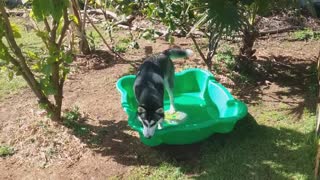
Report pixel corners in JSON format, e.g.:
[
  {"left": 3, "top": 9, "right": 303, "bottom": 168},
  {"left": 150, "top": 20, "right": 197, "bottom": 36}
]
[{"left": 116, "top": 68, "right": 248, "bottom": 146}]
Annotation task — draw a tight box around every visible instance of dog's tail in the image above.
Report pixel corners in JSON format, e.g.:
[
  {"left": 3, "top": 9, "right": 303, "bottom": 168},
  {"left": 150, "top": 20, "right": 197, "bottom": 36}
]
[{"left": 163, "top": 48, "right": 193, "bottom": 60}]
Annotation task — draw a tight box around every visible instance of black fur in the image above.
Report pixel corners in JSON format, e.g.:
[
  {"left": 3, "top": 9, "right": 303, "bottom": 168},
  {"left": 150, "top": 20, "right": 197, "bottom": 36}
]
[{"left": 133, "top": 48, "right": 191, "bottom": 138}]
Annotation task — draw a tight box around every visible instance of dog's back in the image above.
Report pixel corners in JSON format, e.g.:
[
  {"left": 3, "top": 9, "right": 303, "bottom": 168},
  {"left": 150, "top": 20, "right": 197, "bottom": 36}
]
[
  {"left": 133, "top": 48, "right": 193, "bottom": 138},
  {"left": 134, "top": 48, "right": 192, "bottom": 106},
  {"left": 133, "top": 53, "right": 167, "bottom": 109}
]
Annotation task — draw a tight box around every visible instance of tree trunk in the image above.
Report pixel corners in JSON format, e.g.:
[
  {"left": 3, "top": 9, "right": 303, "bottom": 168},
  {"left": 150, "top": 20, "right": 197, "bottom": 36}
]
[
  {"left": 240, "top": 26, "right": 258, "bottom": 61},
  {"left": 315, "top": 49, "right": 320, "bottom": 178},
  {"left": 70, "top": 0, "right": 91, "bottom": 55},
  {"left": 79, "top": 0, "right": 91, "bottom": 55},
  {"left": 189, "top": 31, "right": 221, "bottom": 72}
]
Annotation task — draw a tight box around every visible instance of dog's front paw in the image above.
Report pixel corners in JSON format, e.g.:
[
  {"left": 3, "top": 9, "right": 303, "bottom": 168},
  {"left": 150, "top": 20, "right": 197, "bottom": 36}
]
[{"left": 158, "top": 123, "right": 163, "bottom": 130}]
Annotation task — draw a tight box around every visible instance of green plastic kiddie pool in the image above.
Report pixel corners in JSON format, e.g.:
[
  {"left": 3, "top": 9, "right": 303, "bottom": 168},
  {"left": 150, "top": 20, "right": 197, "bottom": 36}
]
[{"left": 116, "top": 68, "right": 248, "bottom": 146}]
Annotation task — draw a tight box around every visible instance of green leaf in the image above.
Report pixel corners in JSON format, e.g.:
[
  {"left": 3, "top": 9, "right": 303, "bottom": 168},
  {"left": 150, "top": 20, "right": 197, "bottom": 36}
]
[
  {"left": 47, "top": 56, "right": 58, "bottom": 64},
  {"left": 0, "top": 42, "right": 10, "bottom": 63},
  {"left": 205, "top": 0, "right": 244, "bottom": 33},
  {"left": 42, "top": 63, "right": 52, "bottom": 75},
  {"left": 165, "top": 33, "right": 175, "bottom": 44},
  {"left": 141, "top": 31, "right": 153, "bottom": 40},
  {"left": 40, "top": 78, "right": 57, "bottom": 95},
  {"left": 146, "top": 3, "right": 156, "bottom": 17},
  {"left": 51, "top": 0, "right": 69, "bottom": 21},
  {"left": 0, "top": 43, "right": 7, "bottom": 60},
  {"left": 0, "top": 18, "right": 5, "bottom": 37},
  {"left": 31, "top": 63, "right": 40, "bottom": 71},
  {"left": 0, "top": 66, "right": 7, "bottom": 72},
  {"left": 26, "top": 51, "right": 39, "bottom": 60},
  {"left": 32, "top": 0, "right": 69, "bottom": 21},
  {"left": 10, "top": 23, "right": 21, "bottom": 38},
  {"left": 36, "top": 30, "right": 49, "bottom": 41},
  {"left": 32, "top": 0, "right": 51, "bottom": 20},
  {"left": 57, "top": 18, "right": 64, "bottom": 35},
  {"left": 61, "top": 52, "right": 72, "bottom": 64},
  {"left": 62, "top": 66, "right": 70, "bottom": 76},
  {"left": 129, "top": 41, "right": 139, "bottom": 49},
  {"left": 69, "top": 15, "right": 79, "bottom": 25},
  {"left": 8, "top": 71, "right": 14, "bottom": 81}
]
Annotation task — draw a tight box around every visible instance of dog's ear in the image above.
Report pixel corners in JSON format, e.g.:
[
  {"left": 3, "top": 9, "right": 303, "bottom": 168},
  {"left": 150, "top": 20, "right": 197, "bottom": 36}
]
[
  {"left": 155, "top": 108, "right": 164, "bottom": 114},
  {"left": 138, "top": 106, "right": 146, "bottom": 113}
]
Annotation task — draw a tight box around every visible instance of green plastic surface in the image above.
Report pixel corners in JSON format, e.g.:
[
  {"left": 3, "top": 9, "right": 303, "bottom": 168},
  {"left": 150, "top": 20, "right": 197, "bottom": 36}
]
[{"left": 116, "top": 68, "right": 248, "bottom": 146}]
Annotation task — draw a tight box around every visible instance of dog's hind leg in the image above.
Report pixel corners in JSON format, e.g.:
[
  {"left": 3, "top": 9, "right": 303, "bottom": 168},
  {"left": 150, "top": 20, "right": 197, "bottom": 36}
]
[
  {"left": 168, "top": 88, "right": 175, "bottom": 114},
  {"left": 164, "top": 76, "right": 175, "bottom": 114}
]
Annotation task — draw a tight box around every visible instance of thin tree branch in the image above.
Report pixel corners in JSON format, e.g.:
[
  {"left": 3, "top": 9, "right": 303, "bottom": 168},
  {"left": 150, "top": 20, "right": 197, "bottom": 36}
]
[
  {"left": 189, "top": 34, "right": 206, "bottom": 62},
  {"left": 315, "top": 49, "right": 320, "bottom": 178},
  {"left": 315, "top": 49, "right": 320, "bottom": 135},
  {"left": 86, "top": 12, "right": 126, "bottom": 60},
  {"left": 100, "top": 7, "right": 110, "bottom": 21},
  {"left": 58, "top": 8, "right": 71, "bottom": 47},
  {"left": 79, "top": 0, "right": 91, "bottom": 54},
  {"left": 44, "top": 18, "right": 51, "bottom": 32},
  {"left": 50, "top": 20, "right": 58, "bottom": 44},
  {"left": 70, "top": 0, "right": 83, "bottom": 28},
  {"left": 81, "top": 0, "right": 89, "bottom": 35}
]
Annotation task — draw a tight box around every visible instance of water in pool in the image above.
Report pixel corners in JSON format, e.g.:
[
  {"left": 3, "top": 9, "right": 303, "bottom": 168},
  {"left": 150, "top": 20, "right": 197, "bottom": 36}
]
[{"left": 163, "top": 103, "right": 220, "bottom": 126}]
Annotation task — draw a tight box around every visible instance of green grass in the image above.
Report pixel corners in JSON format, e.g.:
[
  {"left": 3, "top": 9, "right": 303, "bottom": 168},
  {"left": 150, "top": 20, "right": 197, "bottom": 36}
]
[
  {"left": 292, "top": 28, "right": 320, "bottom": 41},
  {"left": 9, "top": 17, "right": 44, "bottom": 54},
  {"left": 0, "top": 17, "right": 43, "bottom": 100},
  {"left": 2, "top": 16, "right": 317, "bottom": 179},
  {"left": 64, "top": 117, "right": 104, "bottom": 143},
  {"left": 0, "top": 145, "right": 14, "bottom": 157},
  {"left": 128, "top": 104, "right": 316, "bottom": 179},
  {"left": 63, "top": 107, "right": 108, "bottom": 145},
  {"left": 112, "top": 38, "right": 133, "bottom": 53},
  {"left": 128, "top": 163, "right": 188, "bottom": 180},
  {"left": 63, "top": 107, "right": 91, "bottom": 138},
  {"left": 0, "top": 71, "right": 26, "bottom": 100},
  {"left": 215, "top": 45, "right": 236, "bottom": 71},
  {"left": 113, "top": 42, "right": 128, "bottom": 53}
]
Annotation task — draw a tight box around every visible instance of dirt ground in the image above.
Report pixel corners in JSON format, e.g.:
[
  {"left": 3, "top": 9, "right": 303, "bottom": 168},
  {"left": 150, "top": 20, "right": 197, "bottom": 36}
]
[{"left": 0, "top": 31, "right": 319, "bottom": 179}]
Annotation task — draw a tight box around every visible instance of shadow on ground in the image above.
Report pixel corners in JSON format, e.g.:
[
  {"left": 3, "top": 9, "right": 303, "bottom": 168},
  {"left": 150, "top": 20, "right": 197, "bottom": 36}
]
[
  {"left": 63, "top": 113, "right": 316, "bottom": 179},
  {"left": 63, "top": 52, "right": 316, "bottom": 179},
  {"left": 232, "top": 55, "right": 317, "bottom": 119},
  {"left": 73, "top": 50, "right": 143, "bottom": 73}
]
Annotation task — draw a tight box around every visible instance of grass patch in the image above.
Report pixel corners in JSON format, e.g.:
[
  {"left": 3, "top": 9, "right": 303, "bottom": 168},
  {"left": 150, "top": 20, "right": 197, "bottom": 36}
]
[
  {"left": 113, "top": 38, "right": 135, "bottom": 53},
  {"left": 128, "top": 105, "right": 316, "bottom": 179},
  {"left": 0, "top": 146, "right": 14, "bottom": 157},
  {"left": 0, "top": 17, "right": 45, "bottom": 100},
  {"left": 0, "top": 71, "right": 26, "bottom": 100},
  {"left": 208, "top": 108, "right": 316, "bottom": 179},
  {"left": 63, "top": 107, "right": 90, "bottom": 138},
  {"left": 129, "top": 163, "right": 188, "bottom": 180},
  {"left": 215, "top": 45, "right": 236, "bottom": 71},
  {"left": 9, "top": 17, "right": 44, "bottom": 54},
  {"left": 63, "top": 107, "right": 108, "bottom": 145},
  {"left": 291, "top": 28, "right": 320, "bottom": 41},
  {"left": 113, "top": 42, "right": 128, "bottom": 53}
]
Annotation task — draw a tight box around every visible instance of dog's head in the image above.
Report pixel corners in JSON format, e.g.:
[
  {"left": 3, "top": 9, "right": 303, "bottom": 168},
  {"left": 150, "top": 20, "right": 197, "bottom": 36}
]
[{"left": 137, "top": 106, "right": 164, "bottom": 138}]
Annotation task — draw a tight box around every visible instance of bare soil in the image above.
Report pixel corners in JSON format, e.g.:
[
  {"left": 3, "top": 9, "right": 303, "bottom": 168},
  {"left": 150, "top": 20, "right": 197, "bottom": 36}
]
[{"left": 0, "top": 32, "right": 319, "bottom": 179}]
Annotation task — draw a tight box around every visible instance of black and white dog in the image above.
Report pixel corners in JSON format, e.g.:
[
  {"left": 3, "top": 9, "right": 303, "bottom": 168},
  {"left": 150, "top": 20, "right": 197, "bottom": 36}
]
[{"left": 134, "top": 48, "right": 193, "bottom": 138}]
